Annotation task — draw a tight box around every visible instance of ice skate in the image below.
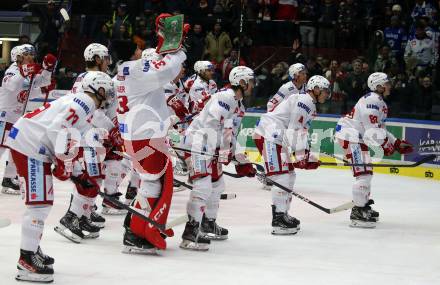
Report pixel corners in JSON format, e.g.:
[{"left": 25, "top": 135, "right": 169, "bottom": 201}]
[
  {"left": 90, "top": 205, "right": 106, "bottom": 228},
  {"left": 350, "top": 205, "right": 377, "bottom": 228},
  {"left": 36, "top": 246, "right": 54, "bottom": 266},
  {"left": 102, "top": 192, "right": 127, "bottom": 215},
  {"left": 16, "top": 249, "right": 54, "bottom": 283},
  {"left": 180, "top": 217, "right": 211, "bottom": 251},
  {"left": 271, "top": 205, "right": 300, "bottom": 235},
  {"left": 54, "top": 211, "right": 84, "bottom": 243},
  {"left": 124, "top": 183, "right": 138, "bottom": 205},
  {"left": 79, "top": 216, "right": 100, "bottom": 239},
  {"left": 200, "top": 215, "right": 228, "bottom": 240},
  {"left": 365, "top": 199, "right": 379, "bottom": 222},
  {"left": 1, "top": 177, "right": 20, "bottom": 195},
  {"left": 122, "top": 228, "right": 157, "bottom": 255}
]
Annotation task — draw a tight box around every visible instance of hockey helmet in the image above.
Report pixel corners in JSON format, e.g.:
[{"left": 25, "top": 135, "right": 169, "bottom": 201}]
[
  {"left": 367, "top": 72, "right": 389, "bottom": 92},
  {"left": 306, "top": 75, "right": 330, "bottom": 92},
  {"left": 81, "top": 71, "right": 115, "bottom": 107},
  {"left": 84, "top": 43, "right": 109, "bottom": 62},
  {"left": 229, "top": 66, "right": 254, "bottom": 86},
  {"left": 10, "top": 46, "right": 19, "bottom": 62},
  {"left": 288, "top": 63, "right": 307, "bottom": 80},
  {"left": 194, "top": 61, "right": 214, "bottom": 74}
]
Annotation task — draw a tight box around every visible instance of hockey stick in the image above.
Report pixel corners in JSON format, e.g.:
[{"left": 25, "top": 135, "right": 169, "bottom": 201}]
[
  {"left": 319, "top": 154, "right": 436, "bottom": 168},
  {"left": 97, "top": 191, "right": 188, "bottom": 233},
  {"left": 173, "top": 179, "right": 237, "bottom": 200},
  {"left": 250, "top": 163, "right": 354, "bottom": 214},
  {"left": 0, "top": 218, "right": 11, "bottom": 228}
]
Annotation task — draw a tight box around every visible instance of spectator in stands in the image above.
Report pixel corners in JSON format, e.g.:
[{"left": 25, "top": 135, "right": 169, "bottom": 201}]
[
  {"left": 0, "top": 59, "right": 6, "bottom": 82},
  {"left": 404, "top": 22, "right": 437, "bottom": 76},
  {"left": 374, "top": 45, "right": 392, "bottom": 72},
  {"left": 411, "top": 0, "right": 437, "bottom": 22},
  {"left": 233, "top": 34, "right": 253, "bottom": 63},
  {"left": 412, "top": 75, "right": 434, "bottom": 119},
  {"left": 34, "top": 0, "right": 62, "bottom": 54},
  {"left": 298, "top": 0, "right": 318, "bottom": 49},
  {"left": 362, "top": 61, "right": 370, "bottom": 74},
  {"left": 343, "top": 59, "right": 368, "bottom": 109},
  {"left": 95, "top": 23, "right": 111, "bottom": 46},
  {"left": 336, "top": 0, "right": 360, "bottom": 49},
  {"left": 186, "top": 23, "right": 206, "bottom": 72},
  {"left": 105, "top": 2, "right": 133, "bottom": 39},
  {"left": 391, "top": 4, "right": 408, "bottom": 28},
  {"left": 18, "top": 35, "right": 30, "bottom": 45},
  {"left": 220, "top": 48, "right": 246, "bottom": 82},
  {"left": 306, "top": 55, "right": 323, "bottom": 76},
  {"left": 324, "top": 59, "right": 346, "bottom": 114},
  {"left": 383, "top": 15, "right": 408, "bottom": 61},
  {"left": 204, "top": 21, "right": 232, "bottom": 64},
  {"left": 317, "top": 0, "right": 337, "bottom": 48}
]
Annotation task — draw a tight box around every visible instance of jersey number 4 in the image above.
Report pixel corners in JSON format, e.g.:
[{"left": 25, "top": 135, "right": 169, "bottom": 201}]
[{"left": 117, "top": 95, "right": 129, "bottom": 114}]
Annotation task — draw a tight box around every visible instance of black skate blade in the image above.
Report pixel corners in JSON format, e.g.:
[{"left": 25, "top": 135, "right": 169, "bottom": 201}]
[
  {"left": 16, "top": 270, "right": 54, "bottom": 283},
  {"left": 179, "top": 240, "right": 209, "bottom": 251},
  {"left": 350, "top": 220, "right": 376, "bottom": 228},
  {"left": 121, "top": 245, "right": 158, "bottom": 255},
  {"left": 54, "top": 226, "right": 82, "bottom": 243},
  {"left": 271, "top": 226, "right": 300, "bottom": 235}
]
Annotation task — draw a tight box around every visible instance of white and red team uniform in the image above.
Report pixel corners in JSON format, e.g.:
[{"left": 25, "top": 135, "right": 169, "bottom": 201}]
[
  {"left": 0, "top": 62, "right": 52, "bottom": 191},
  {"left": 115, "top": 50, "right": 186, "bottom": 250},
  {"left": 335, "top": 92, "right": 393, "bottom": 208},
  {"left": 267, "top": 80, "right": 306, "bottom": 112},
  {"left": 254, "top": 92, "right": 318, "bottom": 230},
  {"left": 6, "top": 89, "right": 98, "bottom": 281},
  {"left": 187, "top": 75, "right": 217, "bottom": 115},
  {"left": 69, "top": 72, "right": 125, "bottom": 216}
]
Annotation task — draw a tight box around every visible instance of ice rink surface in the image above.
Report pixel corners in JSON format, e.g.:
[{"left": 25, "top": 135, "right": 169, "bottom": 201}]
[{"left": 0, "top": 165, "right": 439, "bottom": 285}]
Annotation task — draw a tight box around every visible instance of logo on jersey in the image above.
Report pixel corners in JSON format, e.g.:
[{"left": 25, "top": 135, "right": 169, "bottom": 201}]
[
  {"left": 218, "top": 101, "right": 230, "bottom": 111},
  {"left": 73, "top": 98, "right": 91, "bottom": 115},
  {"left": 366, "top": 104, "right": 379, "bottom": 111},
  {"left": 117, "top": 85, "right": 126, "bottom": 94},
  {"left": 297, "top": 102, "right": 311, "bottom": 114},
  {"left": 123, "top": 66, "right": 130, "bottom": 75},
  {"left": 28, "top": 158, "right": 44, "bottom": 202},
  {"left": 8, "top": 127, "right": 19, "bottom": 139},
  {"left": 143, "top": 61, "right": 150, "bottom": 72}
]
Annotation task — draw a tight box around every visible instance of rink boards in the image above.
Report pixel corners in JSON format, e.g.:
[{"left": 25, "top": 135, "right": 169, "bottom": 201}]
[{"left": 28, "top": 92, "right": 440, "bottom": 181}]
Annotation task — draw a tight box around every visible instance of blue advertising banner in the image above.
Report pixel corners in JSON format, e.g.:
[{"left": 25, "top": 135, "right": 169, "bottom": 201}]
[{"left": 405, "top": 127, "right": 440, "bottom": 165}]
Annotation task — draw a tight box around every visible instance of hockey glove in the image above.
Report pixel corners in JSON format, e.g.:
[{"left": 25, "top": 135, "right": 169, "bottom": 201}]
[
  {"left": 394, "top": 139, "right": 413, "bottom": 154},
  {"left": 42, "top": 53, "right": 57, "bottom": 72},
  {"left": 52, "top": 158, "right": 72, "bottom": 181},
  {"left": 19, "top": 63, "right": 41, "bottom": 78},
  {"left": 166, "top": 95, "right": 189, "bottom": 120},
  {"left": 381, "top": 137, "right": 395, "bottom": 156},
  {"left": 293, "top": 150, "right": 320, "bottom": 170},
  {"left": 235, "top": 163, "right": 256, "bottom": 177},
  {"left": 109, "top": 127, "right": 124, "bottom": 147},
  {"left": 17, "top": 90, "right": 29, "bottom": 104}
]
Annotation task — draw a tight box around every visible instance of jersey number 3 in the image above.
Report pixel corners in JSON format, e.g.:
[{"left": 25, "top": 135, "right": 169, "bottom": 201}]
[{"left": 117, "top": 95, "right": 129, "bottom": 114}]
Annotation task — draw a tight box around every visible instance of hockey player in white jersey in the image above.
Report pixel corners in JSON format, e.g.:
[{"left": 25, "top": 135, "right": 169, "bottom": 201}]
[
  {"left": 180, "top": 66, "right": 256, "bottom": 251},
  {"left": 0, "top": 44, "right": 56, "bottom": 195},
  {"left": 115, "top": 37, "right": 187, "bottom": 253},
  {"left": 267, "top": 63, "right": 307, "bottom": 112},
  {"left": 188, "top": 60, "right": 217, "bottom": 115},
  {"left": 253, "top": 75, "right": 330, "bottom": 235},
  {"left": 6, "top": 71, "right": 114, "bottom": 283},
  {"left": 54, "top": 43, "right": 119, "bottom": 243},
  {"left": 335, "top": 72, "right": 413, "bottom": 228}
]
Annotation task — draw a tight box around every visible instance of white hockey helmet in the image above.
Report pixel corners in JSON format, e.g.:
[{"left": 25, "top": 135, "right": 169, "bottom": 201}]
[
  {"left": 288, "top": 63, "right": 306, "bottom": 79},
  {"left": 81, "top": 71, "right": 115, "bottom": 107},
  {"left": 141, "top": 48, "right": 162, "bottom": 61},
  {"left": 84, "top": 43, "right": 109, "bottom": 61},
  {"left": 16, "top": 44, "right": 36, "bottom": 58},
  {"left": 194, "top": 60, "right": 214, "bottom": 74},
  {"left": 229, "top": 66, "right": 254, "bottom": 86},
  {"left": 10, "top": 46, "right": 19, "bottom": 62},
  {"left": 306, "top": 75, "right": 330, "bottom": 91},
  {"left": 367, "top": 72, "right": 389, "bottom": 92}
]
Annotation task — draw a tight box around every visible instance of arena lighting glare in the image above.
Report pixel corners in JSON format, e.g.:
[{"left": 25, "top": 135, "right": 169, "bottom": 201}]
[{"left": 0, "top": 37, "right": 19, "bottom": 41}]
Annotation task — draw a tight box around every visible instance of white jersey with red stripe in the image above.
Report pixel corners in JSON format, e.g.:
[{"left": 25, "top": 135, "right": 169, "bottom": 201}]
[
  {"left": 184, "top": 88, "right": 240, "bottom": 153},
  {"left": 335, "top": 92, "right": 396, "bottom": 145},
  {"left": 6, "top": 92, "right": 96, "bottom": 162},
  {"left": 0, "top": 63, "right": 52, "bottom": 124},
  {"left": 267, "top": 81, "right": 305, "bottom": 112},
  {"left": 255, "top": 92, "right": 316, "bottom": 152},
  {"left": 188, "top": 76, "right": 217, "bottom": 114},
  {"left": 71, "top": 71, "right": 117, "bottom": 131},
  {"left": 115, "top": 50, "right": 186, "bottom": 140}
]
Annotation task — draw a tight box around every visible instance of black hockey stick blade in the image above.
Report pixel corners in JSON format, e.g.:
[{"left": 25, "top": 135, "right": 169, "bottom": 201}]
[
  {"left": 97, "top": 191, "right": 166, "bottom": 234},
  {"left": 252, "top": 168, "right": 353, "bottom": 214},
  {"left": 173, "top": 179, "right": 236, "bottom": 200},
  {"left": 320, "top": 154, "right": 436, "bottom": 168}
]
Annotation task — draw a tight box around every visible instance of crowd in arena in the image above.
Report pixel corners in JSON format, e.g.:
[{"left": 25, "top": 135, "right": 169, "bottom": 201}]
[{"left": 1, "top": 0, "right": 440, "bottom": 119}]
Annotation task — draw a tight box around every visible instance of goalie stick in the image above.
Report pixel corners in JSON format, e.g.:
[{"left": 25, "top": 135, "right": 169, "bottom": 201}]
[{"left": 97, "top": 191, "right": 187, "bottom": 234}]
